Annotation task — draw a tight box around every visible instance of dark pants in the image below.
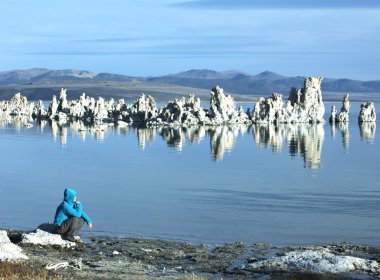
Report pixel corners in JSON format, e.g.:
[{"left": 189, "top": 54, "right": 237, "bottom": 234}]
[{"left": 55, "top": 217, "right": 85, "bottom": 237}]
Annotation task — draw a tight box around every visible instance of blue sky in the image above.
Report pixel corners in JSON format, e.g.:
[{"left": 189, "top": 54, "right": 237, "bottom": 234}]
[{"left": 1, "top": 0, "right": 379, "bottom": 80}]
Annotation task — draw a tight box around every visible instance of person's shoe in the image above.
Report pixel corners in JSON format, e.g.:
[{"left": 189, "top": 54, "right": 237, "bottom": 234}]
[
  {"left": 62, "top": 235, "right": 76, "bottom": 242},
  {"left": 74, "top": 236, "right": 83, "bottom": 243}
]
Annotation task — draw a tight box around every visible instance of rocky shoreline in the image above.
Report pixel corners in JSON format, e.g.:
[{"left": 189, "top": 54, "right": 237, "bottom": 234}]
[{"left": 1, "top": 227, "right": 380, "bottom": 279}]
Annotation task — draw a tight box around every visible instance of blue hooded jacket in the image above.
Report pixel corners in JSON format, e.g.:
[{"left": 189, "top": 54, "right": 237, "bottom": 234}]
[{"left": 54, "top": 188, "right": 92, "bottom": 227}]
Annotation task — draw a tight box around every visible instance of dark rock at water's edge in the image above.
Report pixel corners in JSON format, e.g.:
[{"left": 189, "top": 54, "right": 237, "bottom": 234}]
[{"left": 1, "top": 227, "right": 380, "bottom": 279}]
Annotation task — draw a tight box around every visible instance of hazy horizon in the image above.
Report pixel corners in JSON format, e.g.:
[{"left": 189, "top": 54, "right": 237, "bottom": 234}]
[
  {"left": 1, "top": 1, "right": 379, "bottom": 80},
  {"left": 1, "top": 67, "right": 378, "bottom": 82}
]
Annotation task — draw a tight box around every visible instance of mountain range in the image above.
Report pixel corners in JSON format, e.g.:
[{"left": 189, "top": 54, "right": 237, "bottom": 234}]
[{"left": 0, "top": 68, "right": 379, "bottom": 102}]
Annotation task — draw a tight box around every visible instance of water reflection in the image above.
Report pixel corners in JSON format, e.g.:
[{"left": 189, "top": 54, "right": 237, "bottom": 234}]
[
  {"left": 209, "top": 125, "right": 249, "bottom": 161},
  {"left": 330, "top": 122, "right": 336, "bottom": 140},
  {"left": 47, "top": 120, "right": 108, "bottom": 147},
  {"left": 330, "top": 122, "right": 350, "bottom": 152},
  {"left": 0, "top": 116, "right": 33, "bottom": 131},
  {"left": 359, "top": 122, "right": 376, "bottom": 143},
  {"left": 253, "top": 124, "right": 284, "bottom": 152},
  {"left": 156, "top": 126, "right": 206, "bottom": 151},
  {"left": 36, "top": 119, "right": 49, "bottom": 134},
  {"left": 253, "top": 124, "right": 324, "bottom": 169},
  {"left": 338, "top": 122, "right": 350, "bottom": 152},
  {"left": 153, "top": 125, "right": 248, "bottom": 161},
  {"left": 136, "top": 127, "right": 156, "bottom": 150},
  {"left": 0, "top": 117, "right": 377, "bottom": 168}
]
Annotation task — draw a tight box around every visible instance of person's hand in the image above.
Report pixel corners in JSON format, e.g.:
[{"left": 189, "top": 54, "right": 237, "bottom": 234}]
[{"left": 88, "top": 223, "right": 93, "bottom": 229}]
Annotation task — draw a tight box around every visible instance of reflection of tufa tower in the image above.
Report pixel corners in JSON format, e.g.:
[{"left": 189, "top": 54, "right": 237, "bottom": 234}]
[
  {"left": 253, "top": 123, "right": 325, "bottom": 169},
  {"left": 157, "top": 126, "right": 209, "bottom": 152},
  {"left": 136, "top": 127, "right": 156, "bottom": 150},
  {"left": 252, "top": 124, "right": 284, "bottom": 152},
  {"left": 299, "top": 124, "right": 324, "bottom": 169},
  {"left": 183, "top": 126, "right": 206, "bottom": 145},
  {"left": 338, "top": 122, "right": 349, "bottom": 151},
  {"left": 59, "top": 126, "right": 68, "bottom": 147},
  {"left": 211, "top": 125, "right": 248, "bottom": 160},
  {"left": 359, "top": 122, "right": 376, "bottom": 143},
  {"left": 158, "top": 127, "right": 185, "bottom": 151},
  {"left": 286, "top": 124, "right": 324, "bottom": 169},
  {"left": 209, "top": 126, "right": 237, "bottom": 161},
  {"left": 330, "top": 122, "right": 336, "bottom": 139}
]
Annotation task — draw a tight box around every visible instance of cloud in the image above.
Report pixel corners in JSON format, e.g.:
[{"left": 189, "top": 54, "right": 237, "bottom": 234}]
[
  {"left": 172, "top": 0, "right": 380, "bottom": 9},
  {"left": 72, "top": 34, "right": 281, "bottom": 45},
  {"left": 73, "top": 38, "right": 142, "bottom": 43},
  {"left": 26, "top": 48, "right": 341, "bottom": 57}
]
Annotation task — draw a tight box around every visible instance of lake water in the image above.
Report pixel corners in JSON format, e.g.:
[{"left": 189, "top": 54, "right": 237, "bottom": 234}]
[{"left": 0, "top": 103, "right": 379, "bottom": 246}]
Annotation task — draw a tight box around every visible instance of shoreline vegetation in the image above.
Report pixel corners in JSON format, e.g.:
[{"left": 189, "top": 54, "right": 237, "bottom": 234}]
[{"left": 1, "top": 227, "right": 380, "bottom": 279}]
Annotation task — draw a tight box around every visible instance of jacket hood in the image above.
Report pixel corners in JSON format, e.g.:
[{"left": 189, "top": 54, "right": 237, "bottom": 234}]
[{"left": 64, "top": 188, "right": 76, "bottom": 203}]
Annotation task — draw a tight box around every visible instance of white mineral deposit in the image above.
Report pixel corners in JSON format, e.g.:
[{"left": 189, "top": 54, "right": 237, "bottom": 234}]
[
  {"left": 252, "top": 77, "right": 325, "bottom": 124},
  {"left": 359, "top": 102, "right": 376, "bottom": 122},
  {"left": 0, "top": 230, "right": 28, "bottom": 261}
]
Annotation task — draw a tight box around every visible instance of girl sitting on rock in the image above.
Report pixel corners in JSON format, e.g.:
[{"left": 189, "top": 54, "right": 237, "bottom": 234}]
[{"left": 54, "top": 188, "right": 93, "bottom": 242}]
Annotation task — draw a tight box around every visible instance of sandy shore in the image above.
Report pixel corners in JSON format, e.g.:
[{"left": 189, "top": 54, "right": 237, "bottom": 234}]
[{"left": 1, "top": 228, "right": 380, "bottom": 279}]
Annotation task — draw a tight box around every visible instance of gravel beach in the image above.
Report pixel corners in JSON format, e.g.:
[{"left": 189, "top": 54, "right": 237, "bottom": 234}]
[{"left": 1, "top": 228, "right": 380, "bottom": 279}]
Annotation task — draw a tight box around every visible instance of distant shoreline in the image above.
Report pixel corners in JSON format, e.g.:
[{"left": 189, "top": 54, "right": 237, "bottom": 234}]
[{"left": 1, "top": 88, "right": 379, "bottom": 104}]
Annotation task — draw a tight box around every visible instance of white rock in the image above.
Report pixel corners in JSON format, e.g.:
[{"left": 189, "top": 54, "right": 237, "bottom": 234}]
[
  {"left": 253, "top": 77, "right": 325, "bottom": 124},
  {"left": 21, "top": 224, "right": 76, "bottom": 248},
  {"left": 253, "top": 94, "right": 285, "bottom": 124},
  {"left": 56, "top": 112, "right": 69, "bottom": 123},
  {"left": 244, "top": 249, "right": 379, "bottom": 274},
  {"left": 0, "top": 230, "right": 28, "bottom": 261},
  {"left": 58, "top": 88, "right": 69, "bottom": 112},
  {"left": 32, "top": 100, "right": 48, "bottom": 118},
  {"left": 117, "top": 120, "right": 128, "bottom": 127},
  {"left": 359, "top": 102, "right": 376, "bottom": 122},
  {"left": 337, "top": 94, "right": 350, "bottom": 123},
  {"left": 128, "top": 94, "right": 157, "bottom": 123},
  {"left": 48, "top": 95, "right": 59, "bottom": 118},
  {"left": 151, "top": 94, "right": 208, "bottom": 126},
  {"left": 329, "top": 105, "right": 337, "bottom": 123},
  {"left": 0, "top": 93, "right": 33, "bottom": 117},
  {"left": 141, "top": 248, "right": 153, "bottom": 253},
  {"left": 208, "top": 86, "right": 250, "bottom": 124},
  {"left": 93, "top": 97, "right": 111, "bottom": 121}
]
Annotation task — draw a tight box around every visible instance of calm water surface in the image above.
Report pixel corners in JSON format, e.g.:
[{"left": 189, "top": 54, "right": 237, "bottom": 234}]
[{"left": 0, "top": 103, "right": 379, "bottom": 246}]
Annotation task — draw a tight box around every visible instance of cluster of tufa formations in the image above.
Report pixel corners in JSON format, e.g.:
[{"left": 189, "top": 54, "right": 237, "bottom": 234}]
[
  {"left": 252, "top": 77, "right": 325, "bottom": 124},
  {"left": 0, "top": 77, "right": 376, "bottom": 127},
  {"left": 0, "top": 86, "right": 250, "bottom": 126}
]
